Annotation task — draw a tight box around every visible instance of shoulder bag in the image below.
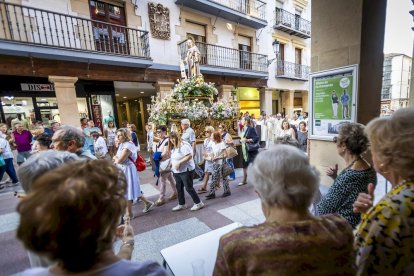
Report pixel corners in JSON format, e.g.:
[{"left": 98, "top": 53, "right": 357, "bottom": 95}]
[
  {"left": 222, "top": 160, "right": 234, "bottom": 177},
  {"left": 128, "top": 154, "right": 146, "bottom": 172},
  {"left": 159, "top": 159, "right": 172, "bottom": 174},
  {"left": 225, "top": 146, "right": 238, "bottom": 158}
]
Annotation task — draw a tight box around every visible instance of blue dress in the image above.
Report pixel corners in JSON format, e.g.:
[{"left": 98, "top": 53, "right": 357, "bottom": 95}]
[{"left": 117, "top": 142, "right": 141, "bottom": 200}]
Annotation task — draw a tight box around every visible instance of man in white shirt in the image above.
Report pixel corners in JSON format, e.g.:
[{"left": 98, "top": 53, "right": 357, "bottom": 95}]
[{"left": 180, "top": 119, "right": 204, "bottom": 179}]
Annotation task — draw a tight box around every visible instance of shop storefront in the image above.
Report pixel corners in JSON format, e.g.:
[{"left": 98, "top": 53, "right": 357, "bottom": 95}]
[
  {"left": 236, "top": 87, "right": 260, "bottom": 117},
  {"left": 0, "top": 76, "right": 117, "bottom": 130}
]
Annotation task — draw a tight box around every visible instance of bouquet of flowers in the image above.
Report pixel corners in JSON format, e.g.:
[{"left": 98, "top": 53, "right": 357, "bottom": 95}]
[
  {"left": 173, "top": 75, "right": 218, "bottom": 100},
  {"left": 209, "top": 99, "right": 239, "bottom": 119},
  {"left": 186, "top": 99, "right": 210, "bottom": 120}
]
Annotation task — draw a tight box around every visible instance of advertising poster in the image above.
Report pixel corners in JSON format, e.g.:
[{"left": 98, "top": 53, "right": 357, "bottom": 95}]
[{"left": 309, "top": 65, "right": 358, "bottom": 140}]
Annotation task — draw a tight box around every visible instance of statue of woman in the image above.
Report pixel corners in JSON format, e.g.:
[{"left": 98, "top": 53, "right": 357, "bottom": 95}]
[{"left": 185, "top": 39, "right": 201, "bottom": 78}]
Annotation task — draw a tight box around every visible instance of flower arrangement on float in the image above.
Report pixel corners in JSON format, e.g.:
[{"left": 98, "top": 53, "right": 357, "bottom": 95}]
[
  {"left": 210, "top": 100, "right": 238, "bottom": 119},
  {"left": 172, "top": 75, "right": 218, "bottom": 99},
  {"left": 148, "top": 76, "right": 239, "bottom": 131}
]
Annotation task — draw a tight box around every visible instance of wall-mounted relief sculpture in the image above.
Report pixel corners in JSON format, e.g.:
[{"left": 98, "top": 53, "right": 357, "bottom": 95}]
[{"left": 148, "top": 2, "right": 170, "bottom": 40}]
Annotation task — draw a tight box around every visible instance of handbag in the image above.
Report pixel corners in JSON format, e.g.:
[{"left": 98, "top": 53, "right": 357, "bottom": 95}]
[
  {"left": 225, "top": 146, "right": 238, "bottom": 158},
  {"left": 244, "top": 127, "right": 259, "bottom": 152},
  {"left": 245, "top": 142, "right": 260, "bottom": 152},
  {"left": 0, "top": 155, "right": 5, "bottom": 167},
  {"left": 159, "top": 158, "right": 172, "bottom": 174},
  {"left": 128, "top": 154, "right": 146, "bottom": 172},
  {"left": 222, "top": 161, "right": 234, "bottom": 177}
]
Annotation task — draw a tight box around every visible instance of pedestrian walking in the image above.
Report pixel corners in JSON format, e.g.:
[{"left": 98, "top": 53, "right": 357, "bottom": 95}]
[{"left": 169, "top": 132, "right": 204, "bottom": 211}]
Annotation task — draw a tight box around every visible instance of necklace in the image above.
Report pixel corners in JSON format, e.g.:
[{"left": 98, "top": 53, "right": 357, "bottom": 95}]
[
  {"left": 393, "top": 179, "right": 414, "bottom": 190},
  {"left": 345, "top": 156, "right": 361, "bottom": 170}
]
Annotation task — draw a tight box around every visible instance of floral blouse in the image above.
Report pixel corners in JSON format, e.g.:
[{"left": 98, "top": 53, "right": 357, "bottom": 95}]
[{"left": 355, "top": 181, "right": 414, "bottom": 275}]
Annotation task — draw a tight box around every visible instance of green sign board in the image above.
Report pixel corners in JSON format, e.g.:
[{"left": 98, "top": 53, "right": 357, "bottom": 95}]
[{"left": 309, "top": 65, "right": 358, "bottom": 140}]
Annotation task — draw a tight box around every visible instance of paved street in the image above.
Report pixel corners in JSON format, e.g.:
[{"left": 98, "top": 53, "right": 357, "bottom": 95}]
[
  {"left": 0, "top": 164, "right": 263, "bottom": 275},
  {"left": 0, "top": 157, "right": 390, "bottom": 276}
]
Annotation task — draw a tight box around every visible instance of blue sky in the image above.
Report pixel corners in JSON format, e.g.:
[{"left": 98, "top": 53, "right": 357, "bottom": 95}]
[{"left": 384, "top": 0, "right": 414, "bottom": 56}]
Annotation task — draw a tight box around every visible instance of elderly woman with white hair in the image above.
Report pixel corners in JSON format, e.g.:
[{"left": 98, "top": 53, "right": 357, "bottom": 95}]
[{"left": 213, "top": 145, "right": 356, "bottom": 275}]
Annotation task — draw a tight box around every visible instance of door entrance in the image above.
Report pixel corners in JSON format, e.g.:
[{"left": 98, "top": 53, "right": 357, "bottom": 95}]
[
  {"left": 89, "top": 0, "right": 128, "bottom": 55},
  {"left": 34, "top": 97, "right": 60, "bottom": 126}
]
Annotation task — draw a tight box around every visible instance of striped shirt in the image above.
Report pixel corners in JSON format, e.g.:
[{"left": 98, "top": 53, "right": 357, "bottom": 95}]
[{"left": 214, "top": 214, "right": 356, "bottom": 276}]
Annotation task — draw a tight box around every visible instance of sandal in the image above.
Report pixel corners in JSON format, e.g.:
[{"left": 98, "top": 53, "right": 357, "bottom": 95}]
[{"left": 197, "top": 187, "right": 208, "bottom": 194}]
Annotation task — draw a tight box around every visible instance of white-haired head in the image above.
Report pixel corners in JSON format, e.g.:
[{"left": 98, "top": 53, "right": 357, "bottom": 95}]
[
  {"left": 181, "top": 119, "right": 191, "bottom": 126},
  {"left": 248, "top": 145, "right": 319, "bottom": 211},
  {"left": 18, "top": 150, "right": 79, "bottom": 193}
]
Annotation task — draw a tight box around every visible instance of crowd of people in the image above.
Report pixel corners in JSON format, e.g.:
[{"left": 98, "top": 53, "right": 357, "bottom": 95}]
[
  {"left": 2, "top": 106, "right": 413, "bottom": 275},
  {"left": 239, "top": 111, "right": 309, "bottom": 152}
]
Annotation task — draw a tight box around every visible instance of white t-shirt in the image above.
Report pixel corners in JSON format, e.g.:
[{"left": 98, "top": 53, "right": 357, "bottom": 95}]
[
  {"left": 171, "top": 142, "right": 195, "bottom": 173},
  {"left": 211, "top": 141, "right": 226, "bottom": 165},
  {"left": 0, "top": 137, "right": 13, "bottom": 159},
  {"left": 94, "top": 136, "right": 108, "bottom": 157}
]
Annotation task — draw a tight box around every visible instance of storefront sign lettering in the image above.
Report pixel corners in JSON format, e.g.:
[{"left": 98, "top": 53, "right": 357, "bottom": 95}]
[{"left": 20, "top": 83, "right": 55, "bottom": 92}]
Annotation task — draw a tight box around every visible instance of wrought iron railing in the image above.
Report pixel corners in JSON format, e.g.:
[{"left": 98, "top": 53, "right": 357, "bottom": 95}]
[
  {"left": 275, "top": 8, "right": 311, "bottom": 36},
  {"left": 0, "top": 2, "right": 150, "bottom": 58},
  {"left": 210, "top": 0, "right": 266, "bottom": 20},
  {"left": 381, "top": 93, "right": 391, "bottom": 100},
  {"left": 178, "top": 40, "right": 267, "bottom": 72},
  {"left": 276, "top": 60, "right": 309, "bottom": 80}
]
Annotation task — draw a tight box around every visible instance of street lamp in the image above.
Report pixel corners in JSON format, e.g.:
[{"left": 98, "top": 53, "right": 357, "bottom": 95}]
[{"left": 267, "top": 40, "right": 280, "bottom": 66}]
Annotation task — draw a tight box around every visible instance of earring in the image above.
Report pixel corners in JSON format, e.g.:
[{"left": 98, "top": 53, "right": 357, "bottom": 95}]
[{"left": 380, "top": 163, "right": 389, "bottom": 174}]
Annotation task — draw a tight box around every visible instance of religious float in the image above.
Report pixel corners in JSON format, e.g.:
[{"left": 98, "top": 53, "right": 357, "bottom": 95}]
[{"left": 148, "top": 39, "right": 239, "bottom": 138}]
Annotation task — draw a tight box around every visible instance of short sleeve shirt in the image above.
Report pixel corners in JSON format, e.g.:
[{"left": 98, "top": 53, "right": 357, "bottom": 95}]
[
  {"left": 211, "top": 141, "right": 226, "bottom": 165},
  {"left": 181, "top": 127, "right": 196, "bottom": 145},
  {"left": 0, "top": 137, "right": 13, "bottom": 159},
  {"left": 171, "top": 142, "right": 195, "bottom": 173}
]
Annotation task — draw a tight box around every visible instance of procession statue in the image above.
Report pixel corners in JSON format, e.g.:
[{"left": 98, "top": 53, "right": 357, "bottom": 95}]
[
  {"left": 184, "top": 38, "right": 201, "bottom": 78},
  {"left": 148, "top": 38, "right": 239, "bottom": 138}
]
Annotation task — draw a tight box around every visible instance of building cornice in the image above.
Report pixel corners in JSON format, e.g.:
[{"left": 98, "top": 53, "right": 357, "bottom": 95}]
[{"left": 294, "top": 0, "right": 308, "bottom": 11}]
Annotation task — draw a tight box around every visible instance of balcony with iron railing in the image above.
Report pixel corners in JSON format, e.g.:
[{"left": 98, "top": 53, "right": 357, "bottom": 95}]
[
  {"left": 274, "top": 8, "right": 311, "bottom": 39},
  {"left": 175, "top": 0, "right": 267, "bottom": 29},
  {"left": 178, "top": 40, "right": 268, "bottom": 76},
  {"left": 0, "top": 2, "right": 152, "bottom": 67},
  {"left": 275, "top": 60, "right": 309, "bottom": 81}
]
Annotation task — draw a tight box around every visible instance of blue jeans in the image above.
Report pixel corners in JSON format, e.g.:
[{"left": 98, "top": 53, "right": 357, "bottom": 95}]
[
  {"left": 227, "top": 158, "right": 236, "bottom": 180},
  {"left": 0, "top": 158, "right": 18, "bottom": 183},
  {"left": 89, "top": 144, "right": 95, "bottom": 155}
]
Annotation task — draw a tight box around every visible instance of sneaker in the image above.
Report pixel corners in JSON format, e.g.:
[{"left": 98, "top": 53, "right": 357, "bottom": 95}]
[
  {"left": 168, "top": 193, "right": 177, "bottom": 201},
  {"left": 7, "top": 182, "right": 20, "bottom": 187},
  {"left": 155, "top": 198, "right": 165, "bottom": 206},
  {"left": 0, "top": 178, "right": 12, "bottom": 185},
  {"left": 190, "top": 202, "right": 204, "bottom": 211},
  {"left": 142, "top": 201, "right": 155, "bottom": 213},
  {"left": 172, "top": 204, "right": 187, "bottom": 211},
  {"left": 237, "top": 182, "right": 247, "bottom": 186}
]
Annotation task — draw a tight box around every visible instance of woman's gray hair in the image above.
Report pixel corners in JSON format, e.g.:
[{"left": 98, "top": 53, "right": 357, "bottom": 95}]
[
  {"left": 18, "top": 150, "right": 79, "bottom": 192},
  {"left": 248, "top": 145, "right": 319, "bottom": 211}
]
